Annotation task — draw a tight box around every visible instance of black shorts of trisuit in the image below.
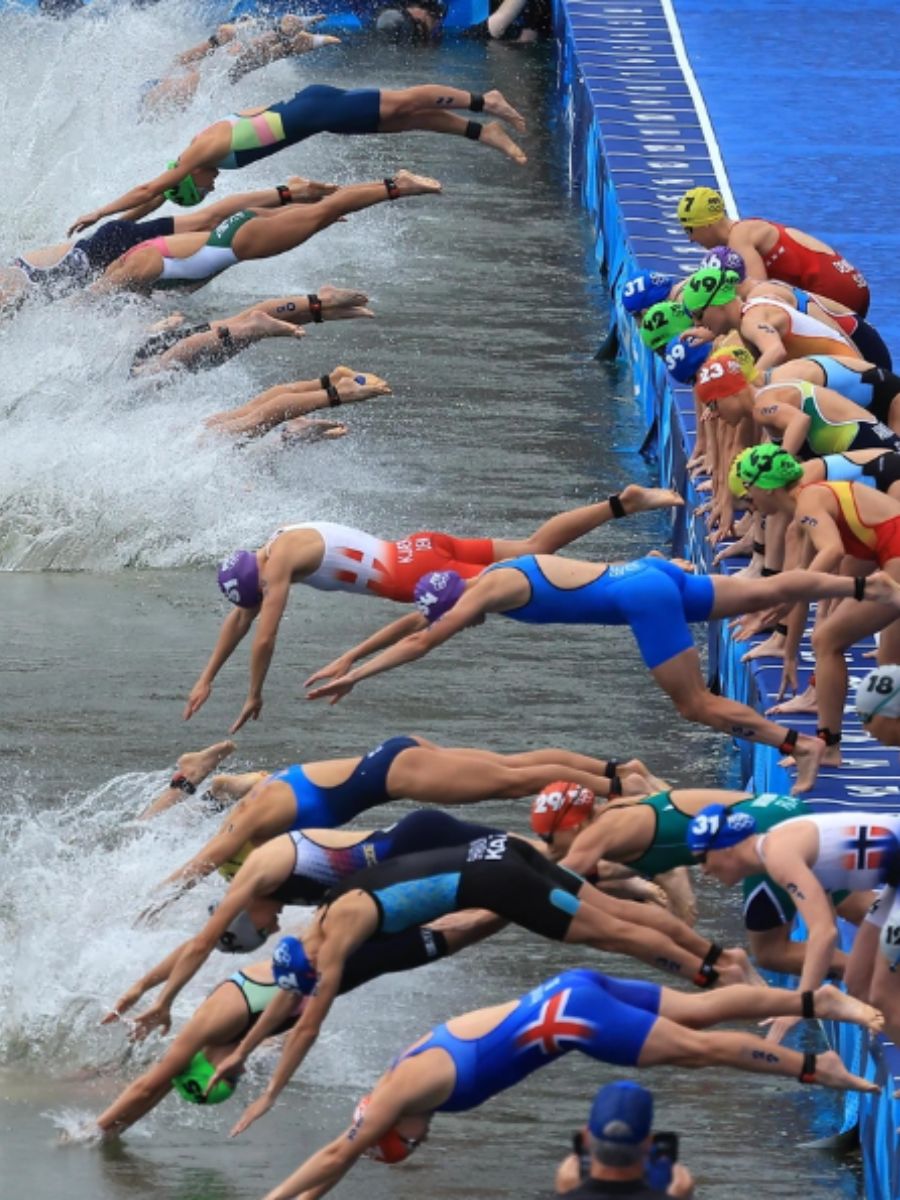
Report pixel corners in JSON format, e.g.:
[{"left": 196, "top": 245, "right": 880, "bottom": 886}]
[
  {"left": 851, "top": 321, "right": 893, "bottom": 372},
  {"left": 327, "top": 833, "right": 586, "bottom": 942},
  {"left": 130, "top": 322, "right": 212, "bottom": 373},
  {"left": 863, "top": 451, "right": 900, "bottom": 493},
  {"left": 859, "top": 367, "right": 900, "bottom": 426}
]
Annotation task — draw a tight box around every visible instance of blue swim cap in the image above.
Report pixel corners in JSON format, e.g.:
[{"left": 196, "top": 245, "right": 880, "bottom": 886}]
[
  {"left": 621, "top": 271, "right": 675, "bottom": 315},
  {"left": 687, "top": 804, "right": 757, "bottom": 854},
  {"left": 414, "top": 570, "right": 466, "bottom": 623},
  {"left": 664, "top": 335, "right": 712, "bottom": 384},
  {"left": 272, "top": 936, "right": 318, "bottom": 994}
]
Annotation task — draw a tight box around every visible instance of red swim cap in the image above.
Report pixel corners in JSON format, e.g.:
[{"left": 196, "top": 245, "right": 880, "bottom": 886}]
[
  {"left": 693, "top": 354, "right": 749, "bottom": 405},
  {"left": 353, "top": 1095, "right": 421, "bottom": 1164},
  {"left": 530, "top": 781, "right": 596, "bottom": 838}
]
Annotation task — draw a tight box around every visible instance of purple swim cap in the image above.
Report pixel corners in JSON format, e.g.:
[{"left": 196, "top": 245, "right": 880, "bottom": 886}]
[
  {"left": 621, "top": 271, "right": 675, "bottom": 315},
  {"left": 217, "top": 549, "right": 261, "bottom": 608},
  {"left": 701, "top": 246, "right": 746, "bottom": 282},
  {"left": 414, "top": 570, "right": 466, "bottom": 623},
  {"left": 272, "top": 936, "right": 318, "bottom": 995},
  {"left": 664, "top": 335, "right": 712, "bottom": 384}
]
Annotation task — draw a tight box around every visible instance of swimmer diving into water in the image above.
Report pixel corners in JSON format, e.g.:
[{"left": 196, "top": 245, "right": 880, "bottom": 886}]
[
  {"left": 305, "top": 555, "right": 900, "bottom": 794},
  {"left": 92, "top": 173, "right": 442, "bottom": 296},
  {"left": 68, "top": 83, "right": 527, "bottom": 235},
  {"left": 254, "top": 969, "right": 879, "bottom": 1195},
  {"left": 184, "top": 485, "right": 683, "bottom": 731}
]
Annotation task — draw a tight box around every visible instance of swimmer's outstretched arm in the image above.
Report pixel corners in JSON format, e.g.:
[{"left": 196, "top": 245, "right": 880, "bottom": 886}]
[
  {"left": 101, "top": 944, "right": 184, "bottom": 1024},
  {"left": 230, "top": 569, "right": 294, "bottom": 733},
  {"left": 223, "top": 931, "right": 359, "bottom": 1136},
  {"left": 127, "top": 857, "right": 286, "bottom": 1039},
  {"left": 305, "top": 611, "right": 426, "bottom": 690},
  {"left": 306, "top": 576, "right": 507, "bottom": 704},
  {"left": 185, "top": 605, "right": 258, "bottom": 721},
  {"left": 67, "top": 149, "right": 213, "bottom": 237}
]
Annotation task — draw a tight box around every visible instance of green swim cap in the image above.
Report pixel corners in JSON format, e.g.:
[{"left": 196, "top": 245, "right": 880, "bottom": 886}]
[
  {"left": 682, "top": 268, "right": 740, "bottom": 317},
  {"left": 163, "top": 161, "right": 202, "bottom": 208},
  {"left": 735, "top": 444, "right": 804, "bottom": 491},
  {"left": 640, "top": 301, "right": 693, "bottom": 352},
  {"left": 171, "top": 1051, "right": 237, "bottom": 1106}
]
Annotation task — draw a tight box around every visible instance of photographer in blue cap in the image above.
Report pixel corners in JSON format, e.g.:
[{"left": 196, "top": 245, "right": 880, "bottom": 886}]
[{"left": 553, "top": 1080, "right": 694, "bottom": 1198}]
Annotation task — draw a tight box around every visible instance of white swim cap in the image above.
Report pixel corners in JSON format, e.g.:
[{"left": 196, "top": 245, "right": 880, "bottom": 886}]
[{"left": 856, "top": 665, "right": 900, "bottom": 723}]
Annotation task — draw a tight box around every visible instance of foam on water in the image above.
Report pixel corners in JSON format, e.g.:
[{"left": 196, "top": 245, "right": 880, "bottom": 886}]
[
  {"left": 0, "top": 1, "right": 414, "bottom": 570},
  {"left": 0, "top": 770, "right": 267, "bottom": 1068}
]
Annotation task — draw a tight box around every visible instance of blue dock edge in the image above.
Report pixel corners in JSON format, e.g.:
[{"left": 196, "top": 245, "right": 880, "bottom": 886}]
[{"left": 550, "top": 0, "right": 900, "bottom": 1194}]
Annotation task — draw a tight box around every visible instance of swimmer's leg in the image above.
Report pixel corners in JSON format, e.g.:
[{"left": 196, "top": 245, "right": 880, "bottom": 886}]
[
  {"left": 377, "top": 109, "right": 527, "bottom": 165},
  {"left": 564, "top": 895, "right": 713, "bottom": 982},
  {"left": 232, "top": 173, "right": 442, "bottom": 261},
  {"left": 387, "top": 744, "right": 620, "bottom": 802},
  {"left": 377, "top": 85, "right": 526, "bottom": 132},
  {"left": 138, "top": 741, "right": 236, "bottom": 820},
  {"left": 208, "top": 770, "right": 269, "bottom": 803},
  {"left": 657, "top": 981, "right": 883, "bottom": 1035},
  {"left": 143, "top": 312, "right": 306, "bottom": 375},
  {"left": 242, "top": 287, "right": 373, "bottom": 325},
  {"left": 490, "top": 484, "right": 683, "bottom": 559},
  {"left": 650, "top": 646, "right": 826, "bottom": 795},
  {"left": 206, "top": 373, "right": 391, "bottom": 438},
  {"left": 636, "top": 1016, "right": 877, "bottom": 1092},
  {"left": 91, "top": 246, "right": 162, "bottom": 296}
]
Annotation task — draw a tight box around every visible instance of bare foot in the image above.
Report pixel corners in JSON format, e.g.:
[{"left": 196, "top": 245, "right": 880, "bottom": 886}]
[
  {"left": 741, "top": 632, "right": 786, "bottom": 662},
  {"left": 390, "top": 169, "right": 443, "bottom": 196},
  {"left": 619, "top": 484, "right": 684, "bottom": 514},
  {"left": 177, "top": 740, "right": 236, "bottom": 786},
  {"left": 483, "top": 88, "right": 527, "bottom": 132},
  {"left": 335, "top": 375, "right": 392, "bottom": 404},
  {"left": 281, "top": 417, "right": 348, "bottom": 443},
  {"left": 239, "top": 311, "right": 305, "bottom": 340},
  {"left": 789, "top": 735, "right": 827, "bottom": 794},
  {"left": 478, "top": 121, "right": 527, "bottom": 165},
  {"left": 814, "top": 984, "right": 884, "bottom": 1034},
  {"left": 766, "top": 685, "right": 818, "bottom": 716},
  {"left": 812, "top": 1049, "right": 880, "bottom": 1093},
  {"left": 318, "top": 284, "right": 370, "bottom": 309},
  {"left": 864, "top": 571, "right": 900, "bottom": 607},
  {"left": 285, "top": 174, "right": 339, "bottom": 202},
  {"left": 719, "top": 947, "right": 767, "bottom": 988}
]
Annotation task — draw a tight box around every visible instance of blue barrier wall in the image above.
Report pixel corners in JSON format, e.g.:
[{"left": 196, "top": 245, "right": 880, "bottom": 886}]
[{"left": 551, "top": 1, "right": 900, "bottom": 1195}]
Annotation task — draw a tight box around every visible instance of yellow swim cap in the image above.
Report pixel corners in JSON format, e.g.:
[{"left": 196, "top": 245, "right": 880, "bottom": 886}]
[
  {"left": 218, "top": 841, "right": 254, "bottom": 881},
  {"left": 727, "top": 453, "right": 749, "bottom": 499},
  {"left": 677, "top": 187, "right": 726, "bottom": 229},
  {"left": 711, "top": 344, "right": 756, "bottom": 382}
]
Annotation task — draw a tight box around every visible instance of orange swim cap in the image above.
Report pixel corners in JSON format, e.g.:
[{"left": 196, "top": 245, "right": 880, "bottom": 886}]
[
  {"left": 530, "top": 781, "right": 596, "bottom": 839},
  {"left": 693, "top": 354, "right": 749, "bottom": 405},
  {"left": 353, "top": 1095, "right": 423, "bottom": 1164}
]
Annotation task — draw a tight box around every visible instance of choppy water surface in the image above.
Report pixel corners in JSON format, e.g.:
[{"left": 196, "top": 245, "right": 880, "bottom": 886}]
[{"left": 1, "top": 6, "right": 862, "bottom": 1199}]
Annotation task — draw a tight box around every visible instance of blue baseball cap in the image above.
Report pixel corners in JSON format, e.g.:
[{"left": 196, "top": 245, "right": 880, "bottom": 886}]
[
  {"left": 272, "top": 936, "right": 318, "bottom": 994},
  {"left": 664, "top": 335, "right": 712, "bottom": 384},
  {"left": 687, "top": 804, "right": 757, "bottom": 854},
  {"left": 621, "top": 271, "right": 675, "bottom": 315},
  {"left": 589, "top": 1081, "right": 653, "bottom": 1145}
]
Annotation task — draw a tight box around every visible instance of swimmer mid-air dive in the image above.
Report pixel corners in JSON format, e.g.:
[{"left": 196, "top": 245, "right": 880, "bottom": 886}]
[
  {"left": 92, "top": 173, "right": 442, "bottom": 296},
  {"left": 256, "top": 969, "right": 879, "bottom": 1198},
  {"left": 185, "top": 485, "right": 682, "bottom": 731},
  {"left": 68, "top": 83, "right": 527, "bottom": 235},
  {"left": 305, "top": 552, "right": 900, "bottom": 793}
]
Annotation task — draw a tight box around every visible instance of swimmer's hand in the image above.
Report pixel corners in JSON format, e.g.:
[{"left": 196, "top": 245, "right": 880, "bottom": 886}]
[
  {"left": 101, "top": 980, "right": 147, "bottom": 1025},
  {"left": 306, "top": 674, "right": 355, "bottom": 705},
  {"left": 760, "top": 1014, "right": 799, "bottom": 1044},
  {"left": 304, "top": 653, "right": 355, "bottom": 690},
  {"left": 681, "top": 325, "right": 715, "bottom": 344},
  {"left": 184, "top": 680, "right": 212, "bottom": 721},
  {"left": 228, "top": 1090, "right": 275, "bottom": 1137},
  {"left": 230, "top": 695, "right": 263, "bottom": 734},
  {"left": 204, "top": 1049, "right": 246, "bottom": 1099},
  {"left": 68, "top": 210, "right": 102, "bottom": 237},
  {"left": 130, "top": 1001, "right": 172, "bottom": 1041}
]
